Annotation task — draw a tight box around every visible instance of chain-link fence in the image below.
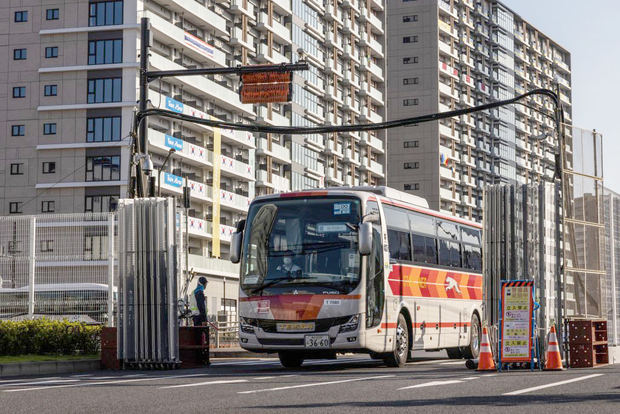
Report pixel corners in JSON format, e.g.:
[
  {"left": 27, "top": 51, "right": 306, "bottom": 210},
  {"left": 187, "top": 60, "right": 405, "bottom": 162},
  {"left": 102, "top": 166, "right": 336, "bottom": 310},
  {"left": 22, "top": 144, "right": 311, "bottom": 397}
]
[{"left": 0, "top": 213, "right": 116, "bottom": 324}]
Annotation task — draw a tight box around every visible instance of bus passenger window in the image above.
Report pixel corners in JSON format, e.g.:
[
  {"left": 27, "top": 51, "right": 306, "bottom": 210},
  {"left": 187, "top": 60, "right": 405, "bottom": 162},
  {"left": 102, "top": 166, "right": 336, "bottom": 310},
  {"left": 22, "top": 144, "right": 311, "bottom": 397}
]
[
  {"left": 438, "top": 239, "right": 461, "bottom": 268},
  {"left": 463, "top": 245, "right": 482, "bottom": 271},
  {"left": 387, "top": 229, "right": 411, "bottom": 261},
  {"left": 412, "top": 234, "right": 437, "bottom": 264}
]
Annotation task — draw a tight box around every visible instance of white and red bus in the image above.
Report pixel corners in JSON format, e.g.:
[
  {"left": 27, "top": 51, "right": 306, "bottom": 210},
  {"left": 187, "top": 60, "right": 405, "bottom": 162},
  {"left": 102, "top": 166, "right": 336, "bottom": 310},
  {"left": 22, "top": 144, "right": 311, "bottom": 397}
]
[{"left": 230, "top": 186, "right": 483, "bottom": 368}]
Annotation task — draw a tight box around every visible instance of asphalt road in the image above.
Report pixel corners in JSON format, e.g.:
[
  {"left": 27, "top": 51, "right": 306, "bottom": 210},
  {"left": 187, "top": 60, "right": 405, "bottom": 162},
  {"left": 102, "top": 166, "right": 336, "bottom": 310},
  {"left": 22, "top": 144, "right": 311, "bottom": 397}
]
[{"left": 2, "top": 353, "right": 619, "bottom": 414}]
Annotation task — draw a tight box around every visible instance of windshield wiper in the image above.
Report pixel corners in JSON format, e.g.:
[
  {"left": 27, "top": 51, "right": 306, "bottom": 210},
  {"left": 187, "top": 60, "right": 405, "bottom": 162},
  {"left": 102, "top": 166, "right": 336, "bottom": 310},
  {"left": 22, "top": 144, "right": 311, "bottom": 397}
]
[{"left": 249, "top": 277, "right": 292, "bottom": 294}]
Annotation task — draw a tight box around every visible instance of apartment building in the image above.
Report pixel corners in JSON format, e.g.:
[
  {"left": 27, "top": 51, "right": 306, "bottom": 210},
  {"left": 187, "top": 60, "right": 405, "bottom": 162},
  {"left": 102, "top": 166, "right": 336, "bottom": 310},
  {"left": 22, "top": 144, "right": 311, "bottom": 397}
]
[
  {"left": 386, "top": 0, "right": 572, "bottom": 222},
  {"left": 0, "top": 0, "right": 386, "bottom": 319},
  {"left": 602, "top": 188, "right": 619, "bottom": 345}
]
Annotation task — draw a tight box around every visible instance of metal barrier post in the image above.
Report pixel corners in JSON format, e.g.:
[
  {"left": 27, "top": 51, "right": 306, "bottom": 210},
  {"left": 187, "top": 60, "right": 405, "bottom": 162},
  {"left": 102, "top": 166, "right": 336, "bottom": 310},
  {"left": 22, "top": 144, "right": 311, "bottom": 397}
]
[
  {"left": 27, "top": 217, "right": 36, "bottom": 318},
  {"left": 107, "top": 213, "right": 115, "bottom": 327}
]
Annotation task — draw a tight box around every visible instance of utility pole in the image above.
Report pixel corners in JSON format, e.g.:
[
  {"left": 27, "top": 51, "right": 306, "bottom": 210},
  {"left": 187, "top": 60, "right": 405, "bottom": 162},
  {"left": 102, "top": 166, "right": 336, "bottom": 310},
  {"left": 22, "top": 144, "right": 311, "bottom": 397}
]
[{"left": 136, "top": 17, "right": 151, "bottom": 198}]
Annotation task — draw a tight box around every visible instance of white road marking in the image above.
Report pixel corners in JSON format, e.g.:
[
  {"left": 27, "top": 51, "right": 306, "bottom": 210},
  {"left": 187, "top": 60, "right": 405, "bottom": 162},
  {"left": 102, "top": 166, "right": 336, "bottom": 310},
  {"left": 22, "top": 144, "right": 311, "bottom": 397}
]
[
  {"left": 408, "top": 359, "right": 446, "bottom": 365},
  {"left": 440, "top": 361, "right": 469, "bottom": 365},
  {"left": 160, "top": 379, "right": 248, "bottom": 389},
  {"left": 0, "top": 379, "right": 80, "bottom": 388},
  {"left": 71, "top": 374, "right": 92, "bottom": 378},
  {"left": 210, "top": 360, "right": 279, "bottom": 366},
  {"left": 3, "top": 373, "right": 211, "bottom": 393},
  {"left": 253, "top": 376, "right": 276, "bottom": 380},
  {"left": 462, "top": 377, "right": 480, "bottom": 380},
  {"left": 482, "top": 373, "right": 498, "bottom": 377},
  {"left": 0, "top": 377, "right": 61, "bottom": 385},
  {"left": 503, "top": 374, "right": 604, "bottom": 396},
  {"left": 399, "top": 379, "right": 463, "bottom": 390},
  {"left": 238, "top": 375, "right": 395, "bottom": 394}
]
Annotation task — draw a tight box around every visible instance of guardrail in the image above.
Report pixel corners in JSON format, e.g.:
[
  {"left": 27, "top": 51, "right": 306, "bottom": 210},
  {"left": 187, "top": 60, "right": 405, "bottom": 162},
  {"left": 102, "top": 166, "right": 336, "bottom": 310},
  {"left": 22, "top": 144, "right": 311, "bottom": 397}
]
[{"left": 209, "top": 320, "right": 239, "bottom": 348}]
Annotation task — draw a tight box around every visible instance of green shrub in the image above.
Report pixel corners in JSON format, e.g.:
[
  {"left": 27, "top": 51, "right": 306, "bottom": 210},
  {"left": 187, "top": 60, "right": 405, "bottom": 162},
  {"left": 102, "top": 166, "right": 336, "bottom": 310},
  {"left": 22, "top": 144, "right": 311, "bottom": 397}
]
[{"left": 0, "top": 319, "right": 101, "bottom": 356}]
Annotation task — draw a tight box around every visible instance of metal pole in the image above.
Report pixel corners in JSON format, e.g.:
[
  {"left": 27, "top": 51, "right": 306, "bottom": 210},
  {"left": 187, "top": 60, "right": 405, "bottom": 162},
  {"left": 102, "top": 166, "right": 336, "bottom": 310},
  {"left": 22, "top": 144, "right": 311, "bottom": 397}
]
[
  {"left": 27, "top": 217, "right": 36, "bottom": 318},
  {"left": 138, "top": 17, "right": 151, "bottom": 198},
  {"left": 158, "top": 149, "right": 176, "bottom": 197},
  {"left": 107, "top": 213, "right": 115, "bottom": 327}
]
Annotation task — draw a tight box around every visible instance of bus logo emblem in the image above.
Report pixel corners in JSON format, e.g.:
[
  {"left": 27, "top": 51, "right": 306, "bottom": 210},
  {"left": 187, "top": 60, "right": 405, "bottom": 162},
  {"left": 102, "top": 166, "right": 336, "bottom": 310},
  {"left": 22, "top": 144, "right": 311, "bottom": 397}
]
[{"left": 445, "top": 276, "right": 462, "bottom": 294}]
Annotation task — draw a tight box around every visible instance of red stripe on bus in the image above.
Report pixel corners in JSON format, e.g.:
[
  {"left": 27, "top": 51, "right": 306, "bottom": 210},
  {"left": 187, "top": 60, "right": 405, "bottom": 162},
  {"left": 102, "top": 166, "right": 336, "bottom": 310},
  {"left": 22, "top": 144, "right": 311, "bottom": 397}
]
[{"left": 381, "top": 322, "right": 471, "bottom": 329}]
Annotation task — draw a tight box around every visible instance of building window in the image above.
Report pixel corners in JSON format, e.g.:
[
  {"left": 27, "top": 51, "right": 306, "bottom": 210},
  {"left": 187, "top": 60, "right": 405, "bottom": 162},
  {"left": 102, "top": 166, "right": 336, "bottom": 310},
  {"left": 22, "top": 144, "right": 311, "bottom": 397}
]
[
  {"left": 404, "top": 183, "right": 420, "bottom": 191},
  {"left": 9, "top": 202, "right": 23, "bottom": 214},
  {"left": 89, "top": 1, "right": 124, "bottom": 27},
  {"left": 13, "top": 87, "right": 26, "bottom": 98},
  {"left": 87, "top": 78, "right": 122, "bottom": 103},
  {"left": 46, "top": 9, "right": 60, "bottom": 20},
  {"left": 41, "top": 201, "right": 55, "bottom": 213},
  {"left": 87, "top": 116, "right": 122, "bottom": 142},
  {"left": 12, "top": 125, "right": 25, "bottom": 136},
  {"left": 10, "top": 163, "right": 24, "bottom": 175},
  {"left": 403, "top": 77, "right": 419, "bottom": 85},
  {"left": 14, "top": 11, "right": 28, "bottom": 22},
  {"left": 45, "top": 47, "right": 59, "bottom": 58},
  {"left": 403, "top": 15, "right": 418, "bottom": 22},
  {"left": 13, "top": 48, "right": 27, "bottom": 60},
  {"left": 404, "top": 162, "right": 419, "bottom": 169},
  {"left": 404, "top": 140, "right": 419, "bottom": 148},
  {"left": 44, "top": 84, "right": 58, "bottom": 96},
  {"left": 85, "top": 195, "right": 119, "bottom": 213},
  {"left": 403, "top": 57, "right": 418, "bottom": 64},
  {"left": 42, "top": 162, "right": 56, "bottom": 174},
  {"left": 88, "top": 39, "right": 123, "bottom": 65},
  {"left": 40, "top": 240, "right": 54, "bottom": 252},
  {"left": 44, "top": 123, "right": 57, "bottom": 135},
  {"left": 86, "top": 155, "right": 121, "bottom": 181},
  {"left": 403, "top": 36, "right": 418, "bottom": 43},
  {"left": 403, "top": 98, "right": 419, "bottom": 106}
]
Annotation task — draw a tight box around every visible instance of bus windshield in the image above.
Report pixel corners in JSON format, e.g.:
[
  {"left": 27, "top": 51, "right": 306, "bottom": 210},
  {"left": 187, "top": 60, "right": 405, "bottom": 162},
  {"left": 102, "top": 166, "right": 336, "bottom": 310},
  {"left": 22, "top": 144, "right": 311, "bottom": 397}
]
[{"left": 240, "top": 197, "right": 362, "bottom": 296}]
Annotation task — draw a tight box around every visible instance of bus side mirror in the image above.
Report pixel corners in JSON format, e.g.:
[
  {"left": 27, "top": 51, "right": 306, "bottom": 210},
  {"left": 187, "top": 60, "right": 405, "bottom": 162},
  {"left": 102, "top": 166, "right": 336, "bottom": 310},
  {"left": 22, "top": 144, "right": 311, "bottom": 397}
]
[
  {"left": 358, "top": 222, "right": 372, "bottom": 256},
  {"left": 230, "top": 231, "right": 242, "bottom": 263},
  {"left": 230, "top": 219, "right": 245, "bottom": 264}
]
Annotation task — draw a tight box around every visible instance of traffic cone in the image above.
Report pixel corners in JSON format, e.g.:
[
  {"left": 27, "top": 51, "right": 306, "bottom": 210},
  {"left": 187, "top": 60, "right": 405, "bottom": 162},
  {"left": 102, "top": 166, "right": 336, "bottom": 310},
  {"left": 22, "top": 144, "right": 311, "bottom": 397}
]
[
  {"left": 544, "top": 325, "right": 564, "bottom": 370},
  {"left": 477, "top": 325, "right": 496, "bottom": 371}
]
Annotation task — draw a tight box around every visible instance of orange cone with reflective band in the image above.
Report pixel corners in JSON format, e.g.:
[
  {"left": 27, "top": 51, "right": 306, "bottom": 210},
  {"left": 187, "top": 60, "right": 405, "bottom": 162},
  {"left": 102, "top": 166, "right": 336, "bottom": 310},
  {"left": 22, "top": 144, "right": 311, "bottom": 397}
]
[
  {"left": 477, "top": 325, "right": 496, "bottom": 371},
  {"left": 544, "top": 325, "right": 564, "bottom": 370}
]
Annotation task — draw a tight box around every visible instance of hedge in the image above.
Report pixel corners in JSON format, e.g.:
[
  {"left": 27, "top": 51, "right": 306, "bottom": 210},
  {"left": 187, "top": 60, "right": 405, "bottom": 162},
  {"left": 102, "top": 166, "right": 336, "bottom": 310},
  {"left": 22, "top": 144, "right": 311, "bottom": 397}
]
[{"left": 0, "top": 319, "right": 101, "bottom": 356}]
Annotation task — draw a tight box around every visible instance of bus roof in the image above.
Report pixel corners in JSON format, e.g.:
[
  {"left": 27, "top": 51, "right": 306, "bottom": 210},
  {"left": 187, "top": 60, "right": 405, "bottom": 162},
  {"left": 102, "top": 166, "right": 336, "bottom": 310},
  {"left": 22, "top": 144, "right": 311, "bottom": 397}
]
[{"left": 254, "top": 186, "right": 482, "bottom": 229}]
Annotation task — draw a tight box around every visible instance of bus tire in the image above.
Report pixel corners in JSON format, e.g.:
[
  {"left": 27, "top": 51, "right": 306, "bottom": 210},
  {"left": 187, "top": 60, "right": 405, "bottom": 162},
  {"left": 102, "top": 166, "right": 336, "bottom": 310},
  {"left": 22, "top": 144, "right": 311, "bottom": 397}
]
[
  {"left": 461, "top": 313, "right": 481, "bottom": 360},
  {"left": 446, "top": 347, "right": 463, "bottom": 359},
  {"left": 383, "top": 313, "right": 408, "bottom": 368},
  {"left": 278, "top": 351, "right": 304, "bottom": 368}
]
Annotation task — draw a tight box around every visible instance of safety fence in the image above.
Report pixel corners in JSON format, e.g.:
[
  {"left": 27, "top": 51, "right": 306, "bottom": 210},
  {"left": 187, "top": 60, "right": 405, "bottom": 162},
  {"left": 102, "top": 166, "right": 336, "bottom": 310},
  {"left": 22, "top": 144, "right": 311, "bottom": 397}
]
[{"left": 0, "top": 213, "right": 115, "bottom": 324}]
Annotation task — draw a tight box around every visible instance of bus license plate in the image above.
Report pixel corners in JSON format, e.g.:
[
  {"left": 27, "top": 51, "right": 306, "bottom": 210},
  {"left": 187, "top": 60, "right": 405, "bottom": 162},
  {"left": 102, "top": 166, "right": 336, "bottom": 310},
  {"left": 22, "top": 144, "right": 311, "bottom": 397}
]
[{"left": 305, "top": 335, "right": 330, "bottom": 349}]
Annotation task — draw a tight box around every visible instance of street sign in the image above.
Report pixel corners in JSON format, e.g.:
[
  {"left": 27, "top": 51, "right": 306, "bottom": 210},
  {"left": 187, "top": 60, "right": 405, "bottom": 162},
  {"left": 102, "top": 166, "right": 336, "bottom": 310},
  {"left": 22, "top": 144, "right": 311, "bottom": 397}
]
[
  {"left": 499, "top": 280, "right": 537, "bottom": 369},
  {"left": 239, "top": 67, "right": 293, "bottom": 104},
  {"left": 240, "top": 82, "right": 292, "bottom": 104}
]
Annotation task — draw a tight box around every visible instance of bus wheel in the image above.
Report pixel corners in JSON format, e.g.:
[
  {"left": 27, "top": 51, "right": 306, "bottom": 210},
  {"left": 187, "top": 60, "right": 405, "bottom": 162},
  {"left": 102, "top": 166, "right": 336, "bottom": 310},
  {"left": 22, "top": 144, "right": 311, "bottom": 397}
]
[
  {"left": 446, "top": 347, "right": 463, "bottom": 359},
  {"left": 384, "top": 313, "right": 408, "bottom": 368},
  {"left": 278, "top": 351, "right": 304, "bottom": 368},
  {"left": 461, "top": 313, "right": 481, "bottom": 359}
]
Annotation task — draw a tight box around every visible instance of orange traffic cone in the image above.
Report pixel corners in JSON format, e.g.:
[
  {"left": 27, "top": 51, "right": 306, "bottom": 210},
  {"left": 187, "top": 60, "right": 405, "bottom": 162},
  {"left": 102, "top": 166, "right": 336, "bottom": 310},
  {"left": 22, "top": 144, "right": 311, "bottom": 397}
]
[
  {"left": 544, "top": 325, "right": 564, "bottom": 370},
  {"left": 477, "top": 325, "right": 496, "bottom": 371}
]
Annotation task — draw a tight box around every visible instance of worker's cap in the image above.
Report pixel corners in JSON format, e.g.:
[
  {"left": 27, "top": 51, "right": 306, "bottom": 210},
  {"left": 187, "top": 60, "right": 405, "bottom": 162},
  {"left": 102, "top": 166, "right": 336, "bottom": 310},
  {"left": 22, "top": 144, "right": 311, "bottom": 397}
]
[{"left": 198, "top": 276, "right": 208, "bottom": 285}]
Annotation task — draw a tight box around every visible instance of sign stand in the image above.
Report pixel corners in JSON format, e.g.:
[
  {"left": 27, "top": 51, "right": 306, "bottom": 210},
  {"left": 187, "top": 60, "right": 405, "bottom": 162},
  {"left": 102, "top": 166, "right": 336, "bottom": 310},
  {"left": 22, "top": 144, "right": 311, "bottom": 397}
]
[{"left": 498, "top": 280, "right": 539, "bottom": 371}]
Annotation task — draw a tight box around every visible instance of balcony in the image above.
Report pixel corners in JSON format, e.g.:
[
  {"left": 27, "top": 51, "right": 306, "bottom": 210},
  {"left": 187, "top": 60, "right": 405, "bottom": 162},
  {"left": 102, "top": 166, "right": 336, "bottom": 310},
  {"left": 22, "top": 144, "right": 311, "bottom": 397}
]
[
  {"left": 461, "top": 73, "right": 475, "bottom": 88},
  {"left": 229, "top": 0, "right": 255, "bottom": 18},
  {"left": 439, "top": 81, "right": 459, "bottom": 100},
  {"left": 369, "top": 160, "right": 384, "bottom": 177},
  {"left": 256, "top": 169, "right": 290, "bottom": 193},
  {"left": 272, "top": 0, "right": 292, "bottom": 16},
  {"left": 461, "top": 53, "right": 474, "bottom": 68},
  {"left": 439, "top": 20, "right": 458, "bottom": 39},
  {"left": 257, "top": 43, "right": 289, "bottom": 64},
  {"left": 440, "top": 166, "right": 459, "bottom": 182},
  {"left": 368, "top": 12, "right": 384, "bottom": 35},
  {"left": 359, "top": 108, "right": 382, "bottom": 123},
  {"left": 325, "top": 140, "right": 344, "bottom": 157},
  {"left": 367, "top": 60, "right": 384, "bottom": 81},
  {"left": 256, "top": 138, "right": 291, "bottom": 164},
  {"left": 460, "top": 94, "right": 475, "bottom": 108},
  {"left": 439, "top": 60, "right": 459, "bottom": 79},
  {"left": 220, "top": 154, "right": 254, "bottom": 181},
  {"left": 230, "top": 26, "right": 253, "bottom": 49},
  {"left": 369, "top": 86, "right": 384, "bottom": 105},
  {"left": 146, "top": 11, "right": 226, "bottom": 67},
  {"left": 155, "top": 0, "right": 226, "bottom": 36},
  {"left": 149, "top": 129, "right": 214, "bottom": 168},
  {"left": 188, "top": 255, "right": 240, "bottom": 278},
  {"left": 256, "top": 105, "right": 289, "bottom": 126},
  {"left": 477, "top": 81, "right": 490, "bottom": 96},
  {"left": 439, "top": 0, "right": 457, "bottom": 18},
  {"left": 362, "top": 132, "right": 384, "bottom": 153},
  {"left": 186, "top": 215, "right": 212, "bottom": 240},
  {"left": 440, "top": 187, "right": 461, "bottom": 203},
  {"left": 256, "top": 12, "right": 291, "bottom": 45},
  {"left": 156, "top": 173, "right": 212, "bottom": 202},
  {"left": 327, "top": 168, "right": 344, "bottom": 185},
  {"left": 324, "top": 3, "right": 343, "bottom": 25},
  {"left": 219, "top": 188, "right": 250, "bottom": 212},
  {"left": 439, "top": 102, "right": 452, "bottom": 113},
  {"left": 439, "top": 39, "right": 459, "bottom": 60},
  {"left": 370, "top": 0, "right": 384, "bottom": 12}
]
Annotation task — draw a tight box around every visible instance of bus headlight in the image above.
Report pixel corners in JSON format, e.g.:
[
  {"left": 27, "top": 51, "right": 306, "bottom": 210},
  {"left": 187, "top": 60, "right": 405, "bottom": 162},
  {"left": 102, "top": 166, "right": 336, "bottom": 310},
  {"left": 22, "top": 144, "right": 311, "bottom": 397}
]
[
  {"left": 339, "top": 314, "right": 360, "bottom": 333},
  {"left": 240, "top": 317, "right": 257, "bottom": 334}
]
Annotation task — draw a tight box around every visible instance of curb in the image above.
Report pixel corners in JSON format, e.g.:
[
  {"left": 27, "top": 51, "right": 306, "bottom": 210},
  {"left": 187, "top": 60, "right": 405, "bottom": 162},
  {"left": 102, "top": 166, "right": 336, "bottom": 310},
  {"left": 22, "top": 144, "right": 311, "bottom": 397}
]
[
  {"left": 0, "top": 359, "right": 100, "bottom": 378},
  {"left": 210, "top": 349, "right": 272, "bottom": 359}
]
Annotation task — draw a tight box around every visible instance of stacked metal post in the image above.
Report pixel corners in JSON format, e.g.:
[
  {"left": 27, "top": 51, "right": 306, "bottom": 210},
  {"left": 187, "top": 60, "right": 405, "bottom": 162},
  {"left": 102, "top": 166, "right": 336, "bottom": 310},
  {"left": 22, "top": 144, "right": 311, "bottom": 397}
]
[
  {"left": 117, "top": 198, "right": 179, "bottom": 368},
  {"left": 483, "top": 183, "right": 558, "bottom": 354}
]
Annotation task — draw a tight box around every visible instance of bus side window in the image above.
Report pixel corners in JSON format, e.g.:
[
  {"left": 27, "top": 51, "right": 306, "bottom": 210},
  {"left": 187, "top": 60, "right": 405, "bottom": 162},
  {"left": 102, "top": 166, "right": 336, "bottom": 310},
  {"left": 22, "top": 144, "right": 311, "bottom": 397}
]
[
  {"left": 438, "top": 239, "right": 461, "bottom": 268},
  {"left": 387, "top": 228, "right": 411, "bottom": 261},
  {"left": 412, "top": 233, "right": 437, "bottom": 264}
]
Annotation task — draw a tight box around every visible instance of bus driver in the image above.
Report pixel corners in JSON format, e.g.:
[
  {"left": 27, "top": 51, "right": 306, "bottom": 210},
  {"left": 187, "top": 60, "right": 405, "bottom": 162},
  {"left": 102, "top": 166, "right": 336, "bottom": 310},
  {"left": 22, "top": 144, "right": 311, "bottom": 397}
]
[{"left": 275, "top": 251, "right": 302, "bottom": 278}]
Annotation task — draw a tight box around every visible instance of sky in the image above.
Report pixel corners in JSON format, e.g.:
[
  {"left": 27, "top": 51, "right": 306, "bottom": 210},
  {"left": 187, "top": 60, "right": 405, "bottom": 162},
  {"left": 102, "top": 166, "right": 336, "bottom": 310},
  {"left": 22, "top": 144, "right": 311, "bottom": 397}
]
[{"left": 502, "top": 0, "right": 620, "bottom": 191}]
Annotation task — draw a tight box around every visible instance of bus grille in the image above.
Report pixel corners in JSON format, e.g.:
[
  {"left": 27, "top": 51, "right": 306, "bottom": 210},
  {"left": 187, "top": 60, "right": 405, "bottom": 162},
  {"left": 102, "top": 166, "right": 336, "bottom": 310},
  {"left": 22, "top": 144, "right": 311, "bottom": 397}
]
[{"left": 257, "top": 316, "right": 351, "bottom": 333}]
